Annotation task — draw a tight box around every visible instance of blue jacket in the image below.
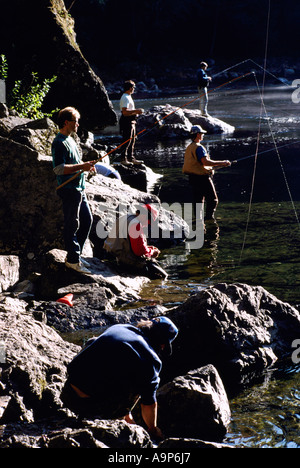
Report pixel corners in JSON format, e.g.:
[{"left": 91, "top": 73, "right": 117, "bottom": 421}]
[
  {"left": 197, "top": 68, "right": 210, "bottom": 88},
  {"left": 67, "top": 324, "right": 162, "bottom": 405}
]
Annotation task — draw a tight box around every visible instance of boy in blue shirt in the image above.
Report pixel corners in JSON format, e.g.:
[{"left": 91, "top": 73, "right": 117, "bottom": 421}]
[{"left": 52, "top": 107, "right": 96, "bottom": 274}]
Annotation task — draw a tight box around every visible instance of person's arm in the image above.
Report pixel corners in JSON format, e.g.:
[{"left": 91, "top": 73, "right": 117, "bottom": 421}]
[
  {"left": 121, "top": 107, "right": 144, "bottom": 117},
  {"left": 201, "top": 156, "right": 231, "bottom": 168},
  {"left": 196, "top": 146, "right": 230, "bottom": 168},
  {"left": 63, "top": 161, "right": 96, "bottom": 175},
  {"left": 140, "top": 402, "right": 164, "bottom": 440},
  {"left": 129, "top": 223, "right": 160, "bottom": 258},
  {"left": 53, "top": 161, "right": 96, "bottom": 176}
]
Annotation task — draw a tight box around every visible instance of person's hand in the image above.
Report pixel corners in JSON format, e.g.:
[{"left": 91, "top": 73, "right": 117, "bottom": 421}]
[
  {"left": 82, "top": 161, "right": 96, "bottom": 172},
  {"left": 136, "top": 108, "right": 144, "bottom": 115},
  {"left": 152, "top": 247, "right": 160, "bottom": 258},
  {"left": 222, "top": 160, "right": 231, "bottom": 167}
]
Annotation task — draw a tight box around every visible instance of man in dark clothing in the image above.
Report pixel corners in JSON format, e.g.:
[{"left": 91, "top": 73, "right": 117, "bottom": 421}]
[
  {"left": 196, "top": 62, "right": 212, "bottom": 117},
  {"left": 60, "top": 317, "right": 178, "bottom": 440}
]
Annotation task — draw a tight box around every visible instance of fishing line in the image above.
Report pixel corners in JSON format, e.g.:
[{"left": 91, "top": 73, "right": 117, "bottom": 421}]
[
  {"left": 239, "top": 0, "right": 271, "bottom": 265},
  {"left": 234, "top": 140, "right": 300, "bottom": 164},
  {"left": 56, "top": 71, "right": 253, "bottom": 191},
  {"left": 253, "top": 72, "right": 300, "bottom": 230}
]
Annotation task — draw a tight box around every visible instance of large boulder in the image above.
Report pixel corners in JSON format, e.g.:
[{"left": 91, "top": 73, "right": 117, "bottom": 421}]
[
  {"left": 136, "top": 104, "right": 235, "bottom": 139},
  {"left": 165, "top": 283, "right": 300, "bottom": 390},
  {"left": 157, "top": 365, "right": 231, "bottom": 442},
  {"left": 0, "top": 0, "right": 116, "bottom": 130}
]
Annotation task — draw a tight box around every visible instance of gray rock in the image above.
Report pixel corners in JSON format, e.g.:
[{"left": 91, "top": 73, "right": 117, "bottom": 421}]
[
  {"left": 166, "top": 283, "right": 300, "bottom": 389},
  {"left": 157, "top": 365, "right": 231, "bottom": 441},
  {"left": 136, "top": 104, "right": 235, "bottom": 139},
  {"left": 0, "top": 256, "right": 20, "bottom": 293}
]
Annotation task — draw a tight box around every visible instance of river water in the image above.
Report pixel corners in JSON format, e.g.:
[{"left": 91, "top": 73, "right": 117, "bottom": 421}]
[{"left": 98, "top": 83, "right": 300, "bottom": 448}]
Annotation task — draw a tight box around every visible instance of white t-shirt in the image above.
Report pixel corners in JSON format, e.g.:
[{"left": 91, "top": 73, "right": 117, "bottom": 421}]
[{"left": 120, "top": 93, "right": 135, "bottom": 111}]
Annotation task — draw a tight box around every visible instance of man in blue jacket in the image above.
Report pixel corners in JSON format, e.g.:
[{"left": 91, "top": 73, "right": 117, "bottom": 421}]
[
  {"left": 60, "top": 317, "right": 178, "bottom": 440},
  {"left": 197, "top": 62, "right": 212, "bottom": 117}
]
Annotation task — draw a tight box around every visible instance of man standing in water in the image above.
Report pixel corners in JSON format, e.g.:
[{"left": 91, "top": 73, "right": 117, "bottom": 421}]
[
  {"left": 119, "top": 80, "right": 144, "bottom": 165},
  {"left": 52, "top": 107, "right": 96, "bottom": 275},
  {"left": 183, "top": 125, "right": 231, "bottom": 222},
  {"left": 197, "top": 62, "right": 212, "bottom": 117}
]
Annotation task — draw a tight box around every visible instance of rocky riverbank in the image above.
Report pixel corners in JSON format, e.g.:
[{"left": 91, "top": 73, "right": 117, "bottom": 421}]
[
  {"left": 1, "top": 105, "right": 299, "bottom": 448},
  {"left": 1, "top": 280, "right": 299, "bottom": 448}
]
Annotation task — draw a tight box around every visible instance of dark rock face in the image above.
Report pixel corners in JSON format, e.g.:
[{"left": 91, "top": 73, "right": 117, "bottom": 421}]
[
  {"left": 0, "top": 0, "right": 116, "bottom": 131},
  {"left": 166, "top": 283, "right": 300, "bottom": 390}
]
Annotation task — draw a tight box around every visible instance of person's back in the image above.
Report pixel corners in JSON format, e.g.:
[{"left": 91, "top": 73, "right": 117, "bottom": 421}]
[{"left": 67, "top": 324, "right": 162, "bottom": 408}]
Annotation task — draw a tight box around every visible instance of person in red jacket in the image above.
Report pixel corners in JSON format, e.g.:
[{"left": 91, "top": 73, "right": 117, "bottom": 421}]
[{"left": 104, "top": 204, "right": 167, "bottom": 279}]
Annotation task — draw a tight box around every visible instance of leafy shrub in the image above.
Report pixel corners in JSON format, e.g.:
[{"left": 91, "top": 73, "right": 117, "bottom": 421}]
[{"left": 0, "top": 54, "right": 57, "bottom": 119}]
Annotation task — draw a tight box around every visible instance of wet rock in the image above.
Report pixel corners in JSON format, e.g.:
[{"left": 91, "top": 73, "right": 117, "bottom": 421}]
[
  {"left": 0, "top": 418, "right": 152, "bottom": 449},
  {"left": 166, "top": 283, "right": 300, "bottom": 390},
  {"left": 0, "top": 295, "right": 79, "bottom": 423},
  {"left": 136, "top": 104, "right": 235, "bottom": 139},
  {"left": 36, "top": 248, "right": 149, "bottom": 303},
  {"left": 184, "top": 109, "right": 235, "bottom": 134},
  {"left": 157, "top": 365, "right": 231, "bottom": 441}
]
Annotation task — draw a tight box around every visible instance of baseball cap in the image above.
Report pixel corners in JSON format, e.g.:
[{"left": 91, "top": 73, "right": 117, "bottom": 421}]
[
  {"left": 191, "top": 125, "right": 207, "bottom": 134},
  {"left": 152, "top": 316, "right": 178, "bottom": 356}
]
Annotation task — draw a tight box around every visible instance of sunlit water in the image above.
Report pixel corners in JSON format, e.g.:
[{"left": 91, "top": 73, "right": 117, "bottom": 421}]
[{"left": 98, "top": 82, "right": 300, "bottom": 448}]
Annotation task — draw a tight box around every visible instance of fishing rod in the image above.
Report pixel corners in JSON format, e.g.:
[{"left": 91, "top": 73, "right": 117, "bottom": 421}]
[
  {"left": 56, "top": 71, "right": 254, "bottom": 191},
  {"left": 233, "top": 140, "right": 300, "bottom": 164}
]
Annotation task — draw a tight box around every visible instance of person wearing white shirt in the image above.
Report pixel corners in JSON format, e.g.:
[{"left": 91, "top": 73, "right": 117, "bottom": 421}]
[{"left": 119, "top": 80, "right": 144, "bottom": 165}]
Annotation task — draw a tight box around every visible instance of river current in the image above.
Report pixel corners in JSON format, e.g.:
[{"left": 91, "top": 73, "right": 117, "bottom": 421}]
[{"left": 97, "top": 83, "right": 300, "bottom": 448}]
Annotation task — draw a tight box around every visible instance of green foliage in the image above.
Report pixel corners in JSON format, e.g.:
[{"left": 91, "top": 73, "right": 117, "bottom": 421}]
[
  {"left": 0, "top": 55, "right": 8, "bottom": 80},
  {"left": 0, "top": 54, "right": 57, "bottom": 119}
]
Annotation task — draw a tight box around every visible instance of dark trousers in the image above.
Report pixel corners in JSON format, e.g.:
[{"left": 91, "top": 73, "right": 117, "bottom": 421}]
[
  {"left": 120, "top": 116, "right": 136, "bottom": 161},
  {"left": 58, "top": 189, "right": 93, "bottom": 264},
  {"left": 189, "top": 174, "right": 218, "bottom": 220},
  {"left": 60, "top": 380, "right": 138, "bottom": 420}
]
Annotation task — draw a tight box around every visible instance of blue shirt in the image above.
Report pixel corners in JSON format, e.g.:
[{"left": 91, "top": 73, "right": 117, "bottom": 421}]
[
  {"left": 52, "top": 133, "right": 85, "bottom": 191},
  {"left": 67, "top": 324, "right": 162, "bottom": 405},
  {"left": 197, "top": 68, "right": 210, "bottom": 88},
  {"left": 196, "top": 144, "right": 208, "bottom": 162}
]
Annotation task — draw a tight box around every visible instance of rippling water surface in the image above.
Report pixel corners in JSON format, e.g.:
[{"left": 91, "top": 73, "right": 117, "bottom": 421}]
[{"left": 101, "top": 83, "right": 300, "bottom": 448}]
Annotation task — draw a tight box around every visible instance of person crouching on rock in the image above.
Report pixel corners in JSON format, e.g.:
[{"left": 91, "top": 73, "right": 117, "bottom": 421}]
[
  {"left": 60, "top": 317, "right": 179, "bottom": 441},
  {"left": 103, "top": 204, "right": 167, "bottom": 279}
]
